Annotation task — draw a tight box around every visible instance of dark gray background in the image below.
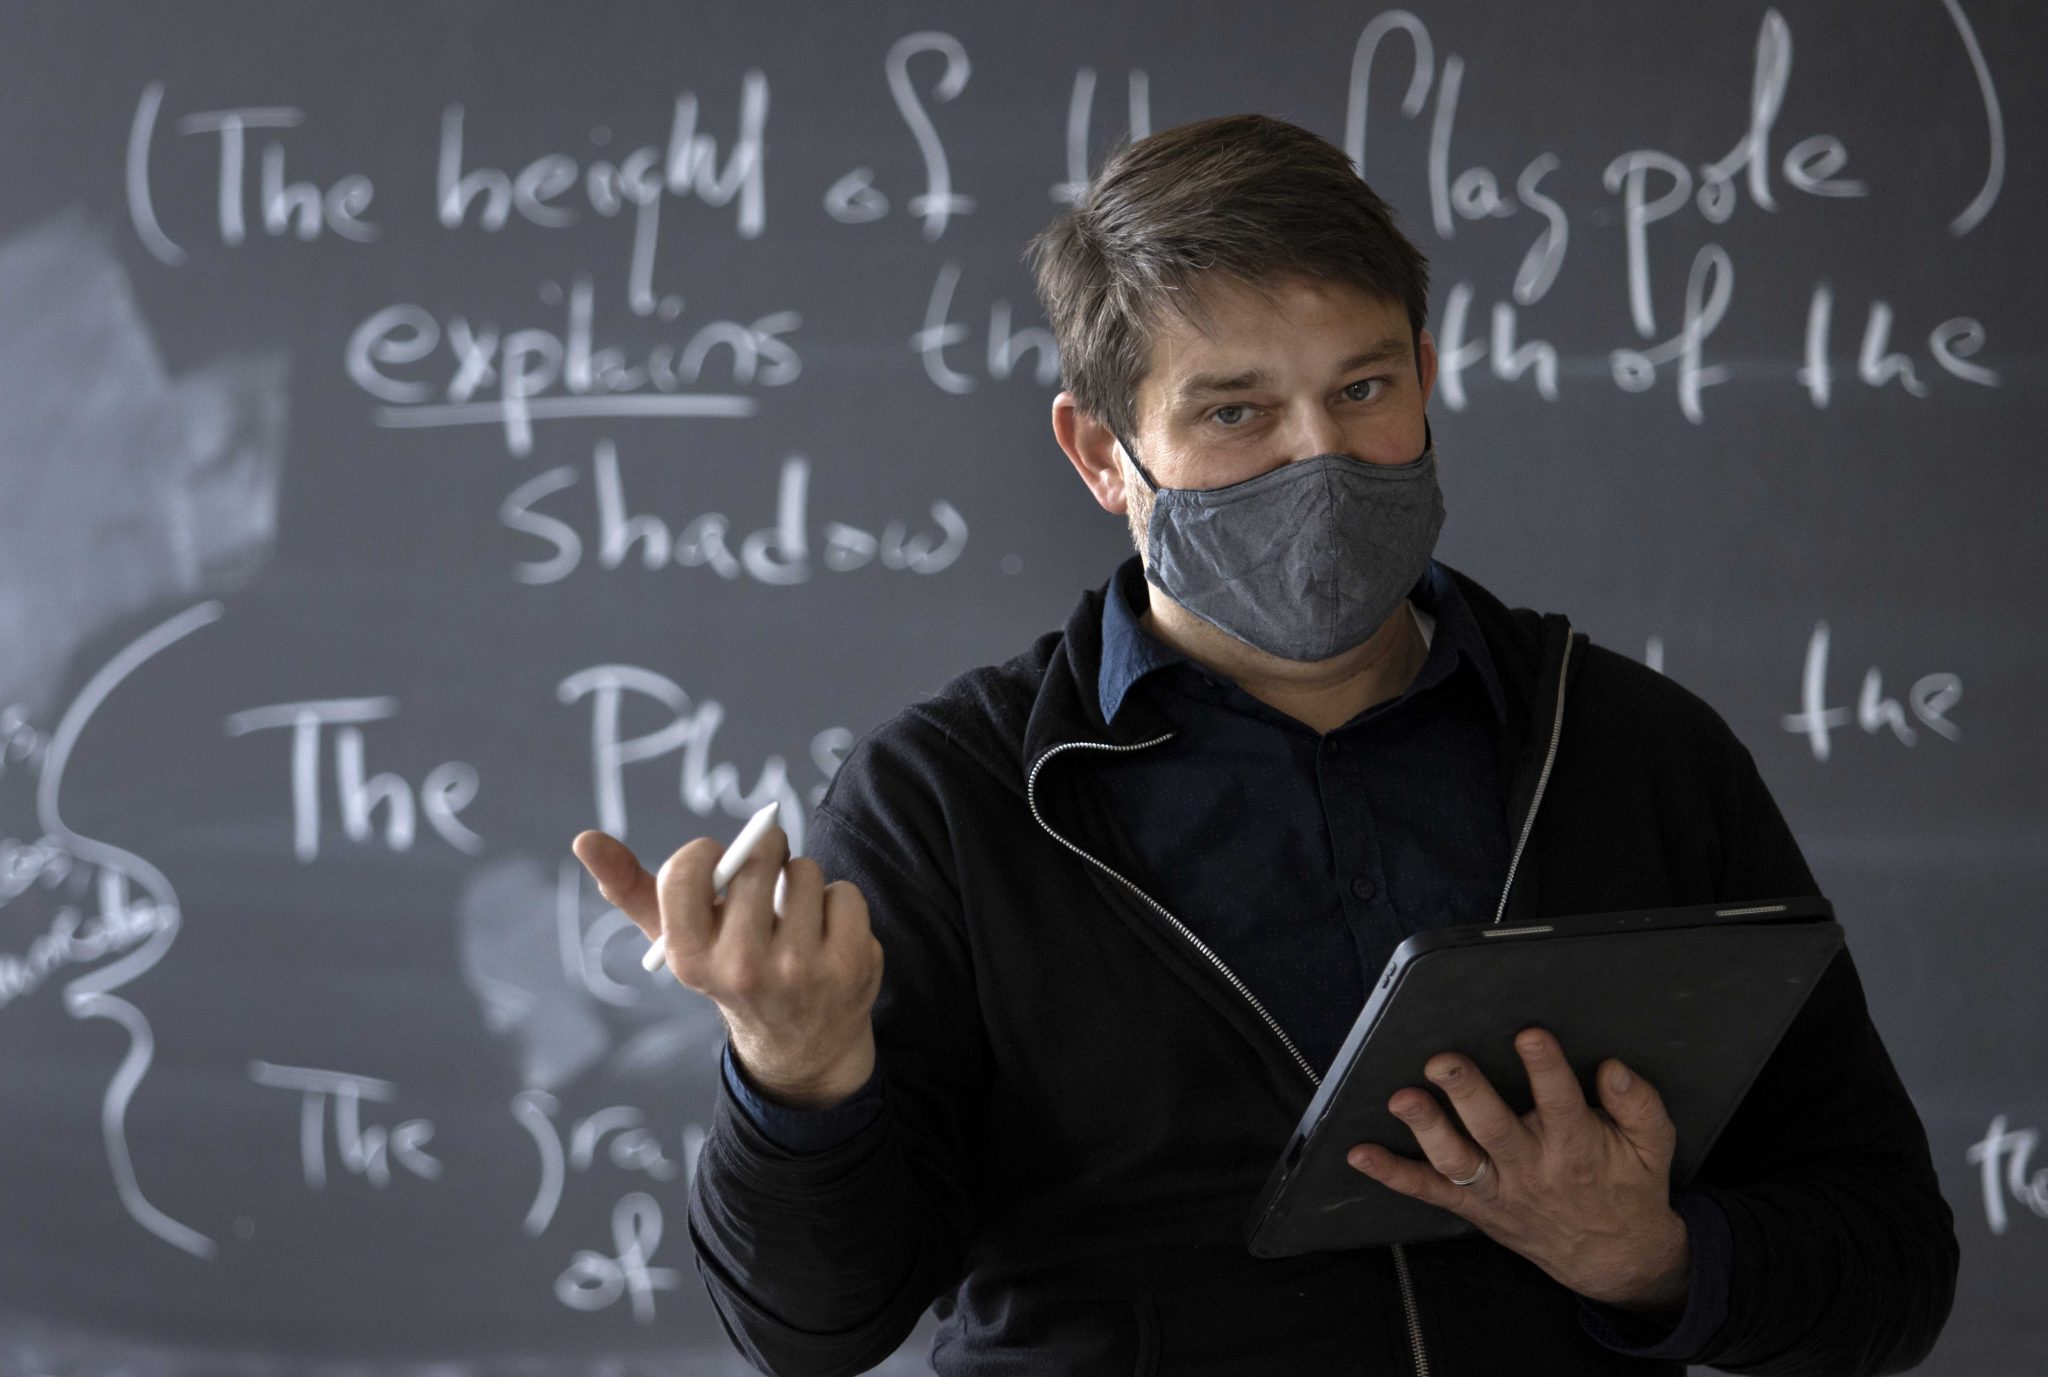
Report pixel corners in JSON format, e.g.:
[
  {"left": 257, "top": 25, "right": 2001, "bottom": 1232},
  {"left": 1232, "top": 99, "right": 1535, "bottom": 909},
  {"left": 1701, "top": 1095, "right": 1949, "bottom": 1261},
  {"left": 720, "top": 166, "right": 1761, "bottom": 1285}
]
[{"left": 0, "top": 2, "right": 2038, "bottom": 1373}]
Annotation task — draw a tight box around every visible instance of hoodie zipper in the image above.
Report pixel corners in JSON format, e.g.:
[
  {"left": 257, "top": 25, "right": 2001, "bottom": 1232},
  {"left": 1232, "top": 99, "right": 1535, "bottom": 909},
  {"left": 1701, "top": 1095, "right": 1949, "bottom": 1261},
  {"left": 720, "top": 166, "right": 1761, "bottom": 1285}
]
[
  {"left": 1026, "top": 733, "right": 1325, "bottom": 1082},
  {"left": 1388, "top": 624, "right": 1575, "bottom": 1377},
  {"left": 1491, "top": 623, "right": 1574, "bottom": 929},
  {"left": 1024, "top": 622, "right": 1576, "bottom": 1377}
]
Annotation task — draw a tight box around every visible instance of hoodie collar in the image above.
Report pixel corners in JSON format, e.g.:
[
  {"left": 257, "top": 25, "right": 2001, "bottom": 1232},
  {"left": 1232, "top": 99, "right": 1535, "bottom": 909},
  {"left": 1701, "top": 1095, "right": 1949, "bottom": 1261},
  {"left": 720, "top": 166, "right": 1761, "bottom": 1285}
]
[
  {"left": 997, "top": 556, "right": 1582, "bottom": 932},
  {"left": 1096, "top": 553, "right": 1508, "bottom": 729},
  {"left": 1023, "top": 555, "right": 1576, "bottom": 794}
]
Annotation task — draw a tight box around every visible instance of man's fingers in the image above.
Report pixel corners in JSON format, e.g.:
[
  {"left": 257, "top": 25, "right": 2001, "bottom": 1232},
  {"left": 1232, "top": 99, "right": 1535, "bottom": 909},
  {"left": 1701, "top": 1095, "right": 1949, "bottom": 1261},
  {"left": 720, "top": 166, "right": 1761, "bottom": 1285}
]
[
  {"left": 824, "top": 880, "right": 882, "bottom": 1000},
  {"left": 575, "top": 825, "right": 818, "bottom": 988},
  {"left": 718, "top": 824, "right": 792, "bottom": 961},
  {"left": 572, "top": 830, "right": 659, "bottom": 938},
  {"left": 1515, "top": 1028, "right": 1596, "bottom": 1128},
  {"left": 776, "top": 856, "right": 827, "bottom": 946},
  {"left": 651, "top": 837, "right": 727, "bottom": 967}
]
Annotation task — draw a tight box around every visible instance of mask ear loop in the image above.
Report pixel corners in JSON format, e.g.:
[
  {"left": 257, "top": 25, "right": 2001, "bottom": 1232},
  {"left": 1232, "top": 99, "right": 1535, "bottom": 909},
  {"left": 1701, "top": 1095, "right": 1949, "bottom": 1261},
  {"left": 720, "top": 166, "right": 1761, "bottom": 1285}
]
[{"left": 1112, "top": 431, "right": 1162, "bottom": 494}]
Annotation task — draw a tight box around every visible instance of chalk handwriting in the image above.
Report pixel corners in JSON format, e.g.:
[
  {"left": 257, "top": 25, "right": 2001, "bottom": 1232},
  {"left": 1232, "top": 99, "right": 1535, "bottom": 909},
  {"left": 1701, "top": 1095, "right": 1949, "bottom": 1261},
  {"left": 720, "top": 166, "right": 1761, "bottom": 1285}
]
[
  {"left": 1430, "top": 281, "right": 1560, "bottom": 410},
  {"left": 37, "top": 602, "right": 225, "bottom": 1258},
  {"left": 349, "top": 277, "right": 798, "bottom": 457},
  {"left": 1966, "top": 1114, "right": 2047, "bottom": 1236},
  {"left": 914, "top": 261, "right": 1061, "bottom": 394},
  {"left": 182, "top": 106, "right": 377, "bottom": 247},
  {"left": 1939, "top": 0, "right": 2004, "bottom": 236},
  {"left": 1796, "top": 287, "right": 1999, "bottom": 407},
  {"left": 125, "top": 82, "right": 184, "bottom": 265},
  {"left": 499, "top": 439, "right": 966, "bottom": 585},
  {"left": 438, "top": 76, "right": 767, "bottom": 316},
  {"left": 554, "top": 1191, "right": 682, "bottom": 1322},
  {"left": 889, "top": 33, "right": 973, "bottom": 238},
  {"left": 1602, "top": 11, "right": 1866, "bottom": 340},
  {"left": 1339, "top": 7, "right": 1993, "bottom": 420},
  {"left": 1345, "top": 14, "right": 1565, "bottom": 305},
  {"left": 1780, "top": 621, "right": 1962, "bottom": 762},
  {"left": 1608, "top": 244, "right": 1734, "bottom": 425},
  {"left": 513, "top": 1090, "right": 681, "bottom": 1237},
  {"left": 1344, "top": 10, "right": 1432, "bottom": 184},
  {"left": 0, "top": 860, "right": 172, "bottom": 1012},
  {"left": 1051, "top": 67, "right": 1150, "bottom": 206},
  {"left": 223, "top": 698, "right": 483, "bottom": 860},
  {"left": 822, "top": 33, "right": 974, "bottom": 234},
  {"left": 556, "top": 856, "right": 643, "bottom": 1009},
  {"left": 556, "top": 664, "right": 845, "bottom": 847},
  {"left": 0, "top": 829, "right": 71, "bottom": 911},
  {"left": 126, "top": 86, "right": 377, "bottom": 263},
  {"left": 127, "top": 6, "right": 2003, "bottom": 430},
  {"left": 249, "top": 1061, "right": 442, "bottom": 1190}
]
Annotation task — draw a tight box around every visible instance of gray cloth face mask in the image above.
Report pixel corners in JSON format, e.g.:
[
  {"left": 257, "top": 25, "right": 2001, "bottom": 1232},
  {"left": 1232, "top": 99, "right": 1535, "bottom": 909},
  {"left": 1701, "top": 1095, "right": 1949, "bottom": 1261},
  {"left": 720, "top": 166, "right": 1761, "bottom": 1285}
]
[{"left": 1116, "top": 419, "right": 1445, "bottom": 663}]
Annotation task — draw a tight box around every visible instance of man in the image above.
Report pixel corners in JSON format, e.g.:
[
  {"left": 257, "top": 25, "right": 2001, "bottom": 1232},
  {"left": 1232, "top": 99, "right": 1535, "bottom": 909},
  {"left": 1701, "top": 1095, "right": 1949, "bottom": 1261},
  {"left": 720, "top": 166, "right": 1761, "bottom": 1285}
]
[{"left": 575, "top": 114, "right": 1957, "bottom": 1374}]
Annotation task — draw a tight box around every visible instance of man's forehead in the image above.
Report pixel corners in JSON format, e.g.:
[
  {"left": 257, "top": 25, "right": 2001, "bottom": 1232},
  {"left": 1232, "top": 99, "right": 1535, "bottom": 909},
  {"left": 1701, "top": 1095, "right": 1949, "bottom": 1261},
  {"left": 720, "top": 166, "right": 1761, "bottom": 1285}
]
[{"left": 1136, "top": 277, "right": 1411, "bottom": 410}]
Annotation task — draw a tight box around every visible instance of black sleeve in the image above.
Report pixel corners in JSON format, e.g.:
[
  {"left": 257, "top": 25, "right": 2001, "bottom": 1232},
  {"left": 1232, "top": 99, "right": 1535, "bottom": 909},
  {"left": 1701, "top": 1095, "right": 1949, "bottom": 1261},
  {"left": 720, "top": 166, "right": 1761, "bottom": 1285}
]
[
  {"left": 686, "top": 791, "right": 988, "bottom": 1377},
  {"left": 1687, "top": 736, "right": 1960, "bottom": 1375},
  {"left": 720, "top": 1036, "right": 885, "bottom": 1155}
]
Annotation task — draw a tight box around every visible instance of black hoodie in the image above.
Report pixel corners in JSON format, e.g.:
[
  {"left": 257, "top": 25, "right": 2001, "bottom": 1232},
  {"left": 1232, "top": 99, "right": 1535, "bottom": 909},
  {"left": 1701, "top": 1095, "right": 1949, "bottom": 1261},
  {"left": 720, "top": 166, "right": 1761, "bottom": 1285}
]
[{"left": 686, "top": 560, "right": 1958, "bottom": 1376}]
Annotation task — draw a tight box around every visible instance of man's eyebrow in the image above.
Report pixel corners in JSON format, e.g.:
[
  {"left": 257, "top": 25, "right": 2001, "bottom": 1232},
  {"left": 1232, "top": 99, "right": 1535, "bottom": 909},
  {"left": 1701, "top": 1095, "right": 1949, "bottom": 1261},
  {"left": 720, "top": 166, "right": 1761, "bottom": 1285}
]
[{"left": 1170, "top": 335, "right": 1412, "bottom": 405}]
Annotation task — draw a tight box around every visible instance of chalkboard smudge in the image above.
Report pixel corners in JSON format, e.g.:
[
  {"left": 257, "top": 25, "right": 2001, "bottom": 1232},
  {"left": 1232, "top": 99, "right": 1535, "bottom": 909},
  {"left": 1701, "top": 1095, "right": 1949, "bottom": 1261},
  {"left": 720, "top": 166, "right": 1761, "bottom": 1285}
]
[{"left": 0, "top": 209, "right": 286, "bottom": 716}]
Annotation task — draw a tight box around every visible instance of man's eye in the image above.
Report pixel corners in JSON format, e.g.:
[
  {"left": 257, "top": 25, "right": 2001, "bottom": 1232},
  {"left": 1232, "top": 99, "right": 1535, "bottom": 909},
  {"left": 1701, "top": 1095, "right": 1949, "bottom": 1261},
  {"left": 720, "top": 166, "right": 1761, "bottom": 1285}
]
[
  {"left": 1344, "top": 378, "right": 1387, "bottom": 402},
  {"left": 1211, "top": 404, "right": 1251, "bottom": 427}
]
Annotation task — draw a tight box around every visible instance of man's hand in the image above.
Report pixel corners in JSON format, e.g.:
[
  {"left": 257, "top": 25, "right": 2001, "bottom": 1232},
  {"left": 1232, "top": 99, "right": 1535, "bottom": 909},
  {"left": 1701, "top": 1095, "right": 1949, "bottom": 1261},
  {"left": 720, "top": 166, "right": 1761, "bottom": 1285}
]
[
  {"left": 1346, "top": 1027, "right": 1691, "bottom": 1314},
  {"left": 571, "top": 824, "right": 884, "bottom": 1110}
]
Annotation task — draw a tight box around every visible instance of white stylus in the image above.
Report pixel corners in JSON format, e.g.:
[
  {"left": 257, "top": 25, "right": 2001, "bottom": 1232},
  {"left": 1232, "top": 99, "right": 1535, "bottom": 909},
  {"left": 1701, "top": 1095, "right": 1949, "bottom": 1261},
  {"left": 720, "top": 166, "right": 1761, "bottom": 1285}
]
[{"left": 640, "top": 800, "right": 783, "bottom": 973}]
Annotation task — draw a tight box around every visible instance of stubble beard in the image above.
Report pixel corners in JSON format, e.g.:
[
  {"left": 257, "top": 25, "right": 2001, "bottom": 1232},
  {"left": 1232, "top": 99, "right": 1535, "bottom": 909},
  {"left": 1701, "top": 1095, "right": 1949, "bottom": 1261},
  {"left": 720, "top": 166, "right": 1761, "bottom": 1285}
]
[{"left": 1122, "top": 457, "right": 1153, "bottom": 566}]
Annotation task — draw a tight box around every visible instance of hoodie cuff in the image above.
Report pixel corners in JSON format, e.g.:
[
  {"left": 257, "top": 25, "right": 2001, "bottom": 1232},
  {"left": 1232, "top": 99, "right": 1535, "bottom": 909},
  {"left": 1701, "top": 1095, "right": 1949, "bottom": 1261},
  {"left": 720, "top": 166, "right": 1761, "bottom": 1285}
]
[
  {"left": 720, "top": 1038, "right": 885, "bottom": 1156},
  {"left": 1578, "top": 1189, "right": 1734, "bottom": 1361}
]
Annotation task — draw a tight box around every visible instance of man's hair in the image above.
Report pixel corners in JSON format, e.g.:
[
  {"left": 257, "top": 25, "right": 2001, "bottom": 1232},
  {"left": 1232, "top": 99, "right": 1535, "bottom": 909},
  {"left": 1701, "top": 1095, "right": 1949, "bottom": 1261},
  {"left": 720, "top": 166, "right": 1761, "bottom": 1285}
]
[{"left": 1023, "top": 113, "right": 1431, "bottom": 448}]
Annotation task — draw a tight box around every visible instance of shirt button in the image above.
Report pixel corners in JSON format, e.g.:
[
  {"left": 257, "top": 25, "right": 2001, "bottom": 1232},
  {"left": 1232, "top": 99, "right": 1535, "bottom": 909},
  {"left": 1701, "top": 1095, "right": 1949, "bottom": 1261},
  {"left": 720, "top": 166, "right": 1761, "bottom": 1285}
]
[
  {"left": 1325, "top": 739, "right": 1340, "bottom": 755},
  {"left": 1351, "top": 877, "right": 1376, "bottom": 900}
]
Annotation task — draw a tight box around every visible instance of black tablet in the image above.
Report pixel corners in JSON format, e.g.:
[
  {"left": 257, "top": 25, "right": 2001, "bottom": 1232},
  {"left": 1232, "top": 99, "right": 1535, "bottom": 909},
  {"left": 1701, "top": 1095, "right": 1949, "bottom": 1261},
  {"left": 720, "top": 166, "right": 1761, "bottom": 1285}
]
[{"left": 1243, "top": 895, "right": 1842, "bottom": 1259}]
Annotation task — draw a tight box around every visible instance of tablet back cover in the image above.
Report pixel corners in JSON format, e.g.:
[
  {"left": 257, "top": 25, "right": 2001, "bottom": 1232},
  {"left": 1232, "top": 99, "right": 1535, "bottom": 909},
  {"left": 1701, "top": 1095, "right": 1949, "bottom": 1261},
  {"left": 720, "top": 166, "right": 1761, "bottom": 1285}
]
[{"left": 1244, "top": 911, "right": 1843, "bottom": 1258}]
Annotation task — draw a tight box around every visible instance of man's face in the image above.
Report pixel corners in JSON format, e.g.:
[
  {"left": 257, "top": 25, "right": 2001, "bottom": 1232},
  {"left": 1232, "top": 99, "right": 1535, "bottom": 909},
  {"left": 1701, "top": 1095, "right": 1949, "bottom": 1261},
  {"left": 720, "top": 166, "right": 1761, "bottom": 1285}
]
[{"left": 1117, "top": 274, "right": 1437, "bottom": 557}]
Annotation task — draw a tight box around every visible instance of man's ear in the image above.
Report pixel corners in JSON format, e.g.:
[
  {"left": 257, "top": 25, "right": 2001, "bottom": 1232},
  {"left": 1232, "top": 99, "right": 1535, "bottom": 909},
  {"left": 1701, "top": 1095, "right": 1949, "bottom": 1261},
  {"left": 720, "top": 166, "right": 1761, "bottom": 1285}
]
[{"left": 1052, "top": 392, "right": 1130, "bottom": 516}]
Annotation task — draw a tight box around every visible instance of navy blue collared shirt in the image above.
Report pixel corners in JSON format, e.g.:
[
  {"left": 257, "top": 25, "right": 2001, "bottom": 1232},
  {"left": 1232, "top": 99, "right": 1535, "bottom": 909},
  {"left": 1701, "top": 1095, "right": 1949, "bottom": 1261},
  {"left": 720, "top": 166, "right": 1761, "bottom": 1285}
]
[
  {"left": 1086, "top": 554, "right": 1510, "bottom": 1080},
  {"left": 721, "top": 552, "right": 1731, "bottom": 1358}
]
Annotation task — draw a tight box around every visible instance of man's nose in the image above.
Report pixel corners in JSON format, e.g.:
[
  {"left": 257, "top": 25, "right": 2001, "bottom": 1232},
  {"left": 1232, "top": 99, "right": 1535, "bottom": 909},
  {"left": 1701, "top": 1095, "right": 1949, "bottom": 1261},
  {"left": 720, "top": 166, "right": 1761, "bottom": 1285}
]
[{"left": 1280, "top": 404, "right": 1349, "bottom": 461}]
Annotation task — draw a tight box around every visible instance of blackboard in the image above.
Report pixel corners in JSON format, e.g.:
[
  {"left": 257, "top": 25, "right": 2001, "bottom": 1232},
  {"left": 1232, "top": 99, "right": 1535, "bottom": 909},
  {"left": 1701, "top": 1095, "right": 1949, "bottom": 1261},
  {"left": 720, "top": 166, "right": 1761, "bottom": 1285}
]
[{"left": 1, "top": 2, "right": 2038, "bottom": 1372}]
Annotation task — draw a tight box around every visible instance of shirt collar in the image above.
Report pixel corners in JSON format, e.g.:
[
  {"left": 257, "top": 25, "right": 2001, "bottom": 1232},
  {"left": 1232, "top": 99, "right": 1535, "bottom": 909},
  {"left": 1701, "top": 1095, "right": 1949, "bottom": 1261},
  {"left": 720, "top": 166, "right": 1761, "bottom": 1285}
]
[
  {"left": 1098, "top": 553, "right": 1508, "bottom": 728},
  {"left": 1098, "top": 554, "right": 1182, "bottom": 726},
  {"left": 1408, "top": 556, "right": 1510, "bottom": 725}
]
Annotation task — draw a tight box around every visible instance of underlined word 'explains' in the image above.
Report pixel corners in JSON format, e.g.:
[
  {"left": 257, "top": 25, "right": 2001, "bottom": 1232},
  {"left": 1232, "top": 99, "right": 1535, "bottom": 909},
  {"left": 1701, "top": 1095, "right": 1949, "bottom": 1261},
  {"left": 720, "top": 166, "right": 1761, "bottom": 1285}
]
[{"left": 349, "top": 277, "right": 799, "bottom": 458}]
